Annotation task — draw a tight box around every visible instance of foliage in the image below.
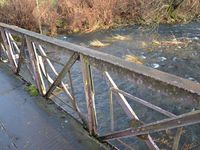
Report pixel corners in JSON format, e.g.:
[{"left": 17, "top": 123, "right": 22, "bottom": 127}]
[
  {"left": 0, "top": 0, "right": 38, "bottom": 31},
  {"left": 0, "top": 0, "right": 199, "bottom": 35},
  {"left": 25, "top": 84, "right": 39, "bottom": 96},
  {"left": 0, "top": 0, "right": 6, "bottom": 6}
]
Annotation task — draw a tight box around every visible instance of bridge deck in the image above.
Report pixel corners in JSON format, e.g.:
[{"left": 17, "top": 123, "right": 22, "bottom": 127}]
[{"left": 0, "top": 62, "right": 106, "bottom": 150}]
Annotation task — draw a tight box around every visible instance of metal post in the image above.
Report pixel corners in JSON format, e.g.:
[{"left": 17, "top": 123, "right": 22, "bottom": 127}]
[
  {"left": 0, "top": 30, "right": 17, "bottom": 71},
  {"left": 80, "top": 55, "right": 97, "bottom": 135},
  {"left": 15, "top": 38, "right": 26, "bottom": 74},
  {"left": 109, "top": 89, "right": 114, "bottom": 132},
  {"left": 26, "top": 36, "right": 43, "bottom": 94}
]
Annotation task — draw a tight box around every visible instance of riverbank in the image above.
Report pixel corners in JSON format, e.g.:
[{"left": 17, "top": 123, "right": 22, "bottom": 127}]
[{"left": 0, "top": 0, "right": 199, "bottom": 35}]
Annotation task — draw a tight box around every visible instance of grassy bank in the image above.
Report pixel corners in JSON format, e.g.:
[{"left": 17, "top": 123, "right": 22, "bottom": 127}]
[{"left": 0, "top": 0, "right": 199, "bottom": 35}]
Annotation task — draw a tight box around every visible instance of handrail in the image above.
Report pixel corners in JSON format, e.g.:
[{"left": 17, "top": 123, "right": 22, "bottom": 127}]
[
  {"left": 0, "top": 22, "right": 200, "bottom": 150},
  {"left": 0, "top": 22, "right": 200, "bottom": 96}
]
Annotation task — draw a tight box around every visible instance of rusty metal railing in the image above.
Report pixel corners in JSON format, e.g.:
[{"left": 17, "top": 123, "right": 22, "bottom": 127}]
[{"left": 0, "top": 22, "right": 200, "bottom": 150}]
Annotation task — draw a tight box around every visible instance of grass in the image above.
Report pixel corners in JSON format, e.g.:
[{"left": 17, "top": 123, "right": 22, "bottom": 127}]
[
  {"left": 152, "top": 40, "right": 161, "bottom": 46},
  {"left": 152, "top": 38, "right": 192, "bottom": 47},
  {"left": 125, "top": 55, "right": 144, "bottom": 65},
  {"left": 25, "top": 84, "right": 39, "bottom": 96},
  {"left": 111, "top": 34, "right": 130, "bottom": 41},
  {"left": 89, "top": 40, "right": 110, "bottom": 47}
]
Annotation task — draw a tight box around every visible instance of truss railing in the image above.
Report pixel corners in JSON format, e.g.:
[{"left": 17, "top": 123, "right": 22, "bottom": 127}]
[{"left": 0, "top": 22, "right": 200, "bottom": 150}]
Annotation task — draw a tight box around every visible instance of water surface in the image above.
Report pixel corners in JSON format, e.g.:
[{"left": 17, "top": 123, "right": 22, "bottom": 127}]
[{"left": 55, "top": 21, "right": 200, "bottom": 149}]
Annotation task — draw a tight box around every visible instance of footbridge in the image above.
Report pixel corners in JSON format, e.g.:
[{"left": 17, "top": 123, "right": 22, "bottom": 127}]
[{"left": 0, "top": 22, "right": 200, "bottom": 150}]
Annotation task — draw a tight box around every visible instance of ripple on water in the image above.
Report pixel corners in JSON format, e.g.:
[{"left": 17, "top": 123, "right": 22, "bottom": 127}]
[
  {"left": 140, "top": 55, "right": 146, "bottom": 59},
  {"left": 172, "top": 57, "right": 177, "bottom": 62},
  {"left": 188, "top": 77, "right": 197, "bottom": 82},
  {"left": 151, "top": 63, "right": 160, "bottom": 69},
  {"left": 192, "top": 37, "right": 199, "bottom": 40},
  {"left": 158, "top": 56, "right": 167, "bottom": 62}
]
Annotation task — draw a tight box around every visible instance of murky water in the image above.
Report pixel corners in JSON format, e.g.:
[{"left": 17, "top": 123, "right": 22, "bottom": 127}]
[
  {"left": 55, "top": 21, "right": 200, "bottom": 149},
  {"left": 58, "top": 21, "right": 200, "bottom": 83}
]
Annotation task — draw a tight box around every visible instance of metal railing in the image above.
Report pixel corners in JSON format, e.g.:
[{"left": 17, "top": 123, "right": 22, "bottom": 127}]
[{"left": 0, "top": 22, "right": 200, "bottom": 150}]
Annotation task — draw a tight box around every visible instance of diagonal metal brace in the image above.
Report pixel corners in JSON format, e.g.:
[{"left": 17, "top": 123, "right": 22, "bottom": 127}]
[
  {"left": 104, "top": 72, "right": 159, "bottom": 150},
  {"left": 100, "top": 110, "right": 200, "bottom": 141},
  {"left": 45, "top": 53, "right": 79, "bottom": 98}
]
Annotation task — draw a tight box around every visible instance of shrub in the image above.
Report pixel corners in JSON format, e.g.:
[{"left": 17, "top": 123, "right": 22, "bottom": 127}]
[
  {"left": 0, "top": 0, "right": 38, "bottom": 31},
  {"left": 0, "top": 0, "right": 199, "bottom": 34}
]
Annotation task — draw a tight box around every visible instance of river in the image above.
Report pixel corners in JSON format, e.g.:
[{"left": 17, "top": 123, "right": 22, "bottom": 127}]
[{"left": 55, "top": 21, "right": 200, "bottom": 149}]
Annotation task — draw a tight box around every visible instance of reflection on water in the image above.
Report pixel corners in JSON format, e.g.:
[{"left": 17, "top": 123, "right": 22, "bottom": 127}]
[{"left": 56, "top": 21, "right": 200, "bottom": 149}]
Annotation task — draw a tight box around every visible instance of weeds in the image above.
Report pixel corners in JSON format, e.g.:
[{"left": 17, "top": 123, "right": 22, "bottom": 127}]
[
  {"left": 152, "top": 38, "right": 192, "bottom": 47},
  {"left": 0, "top": 0, "right": 199, "bottom": 35},
  {"left": 111, "top": 34, "right": 130, "bottom": 41},
  {"left": 25, "top": 84, "right": 39, "bottom": 96},
  {"left": 89, "top": 40, "right": 110, "bottom": 47},
  {"left": 125, "top": 55, "right": 144, "bottom": 65},
  {"left": 0, "top": 0, "right": 38, "bottom": 31}
]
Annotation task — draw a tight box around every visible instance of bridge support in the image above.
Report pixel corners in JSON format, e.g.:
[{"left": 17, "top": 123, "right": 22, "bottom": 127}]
[{"left": 81, "top": 55, "right": 97, "bottom": 136}]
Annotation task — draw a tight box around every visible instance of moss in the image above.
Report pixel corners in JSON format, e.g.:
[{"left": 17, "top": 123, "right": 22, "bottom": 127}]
[
  {"left": 12, "top": 35, "right": 21, "bottom": 42},
  {"left": 25, "top": 84, "right": 39, "bottom": 96}
]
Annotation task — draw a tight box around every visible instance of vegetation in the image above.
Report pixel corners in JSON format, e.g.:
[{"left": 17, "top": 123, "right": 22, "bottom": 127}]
[
  {"left": 0, "top": 0, "right": 5, "bottom": 6},
  {"left": 111, "top": 34, "right": 130, "bottom": 41},
  {"left": 0, "top": 0, "right": 199, "bottom": 35},
  {"left": 25, "top": 84, "right": 39, "bottom": 96},
  {"left": 89, "top": 40, "right": 109, "bottom": 47},
  {"left": 151, "top": 38, "right": 191, "bottom": 47},
  {"left": 125, "top": 55, "right": 144, "bottom": 65}
]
